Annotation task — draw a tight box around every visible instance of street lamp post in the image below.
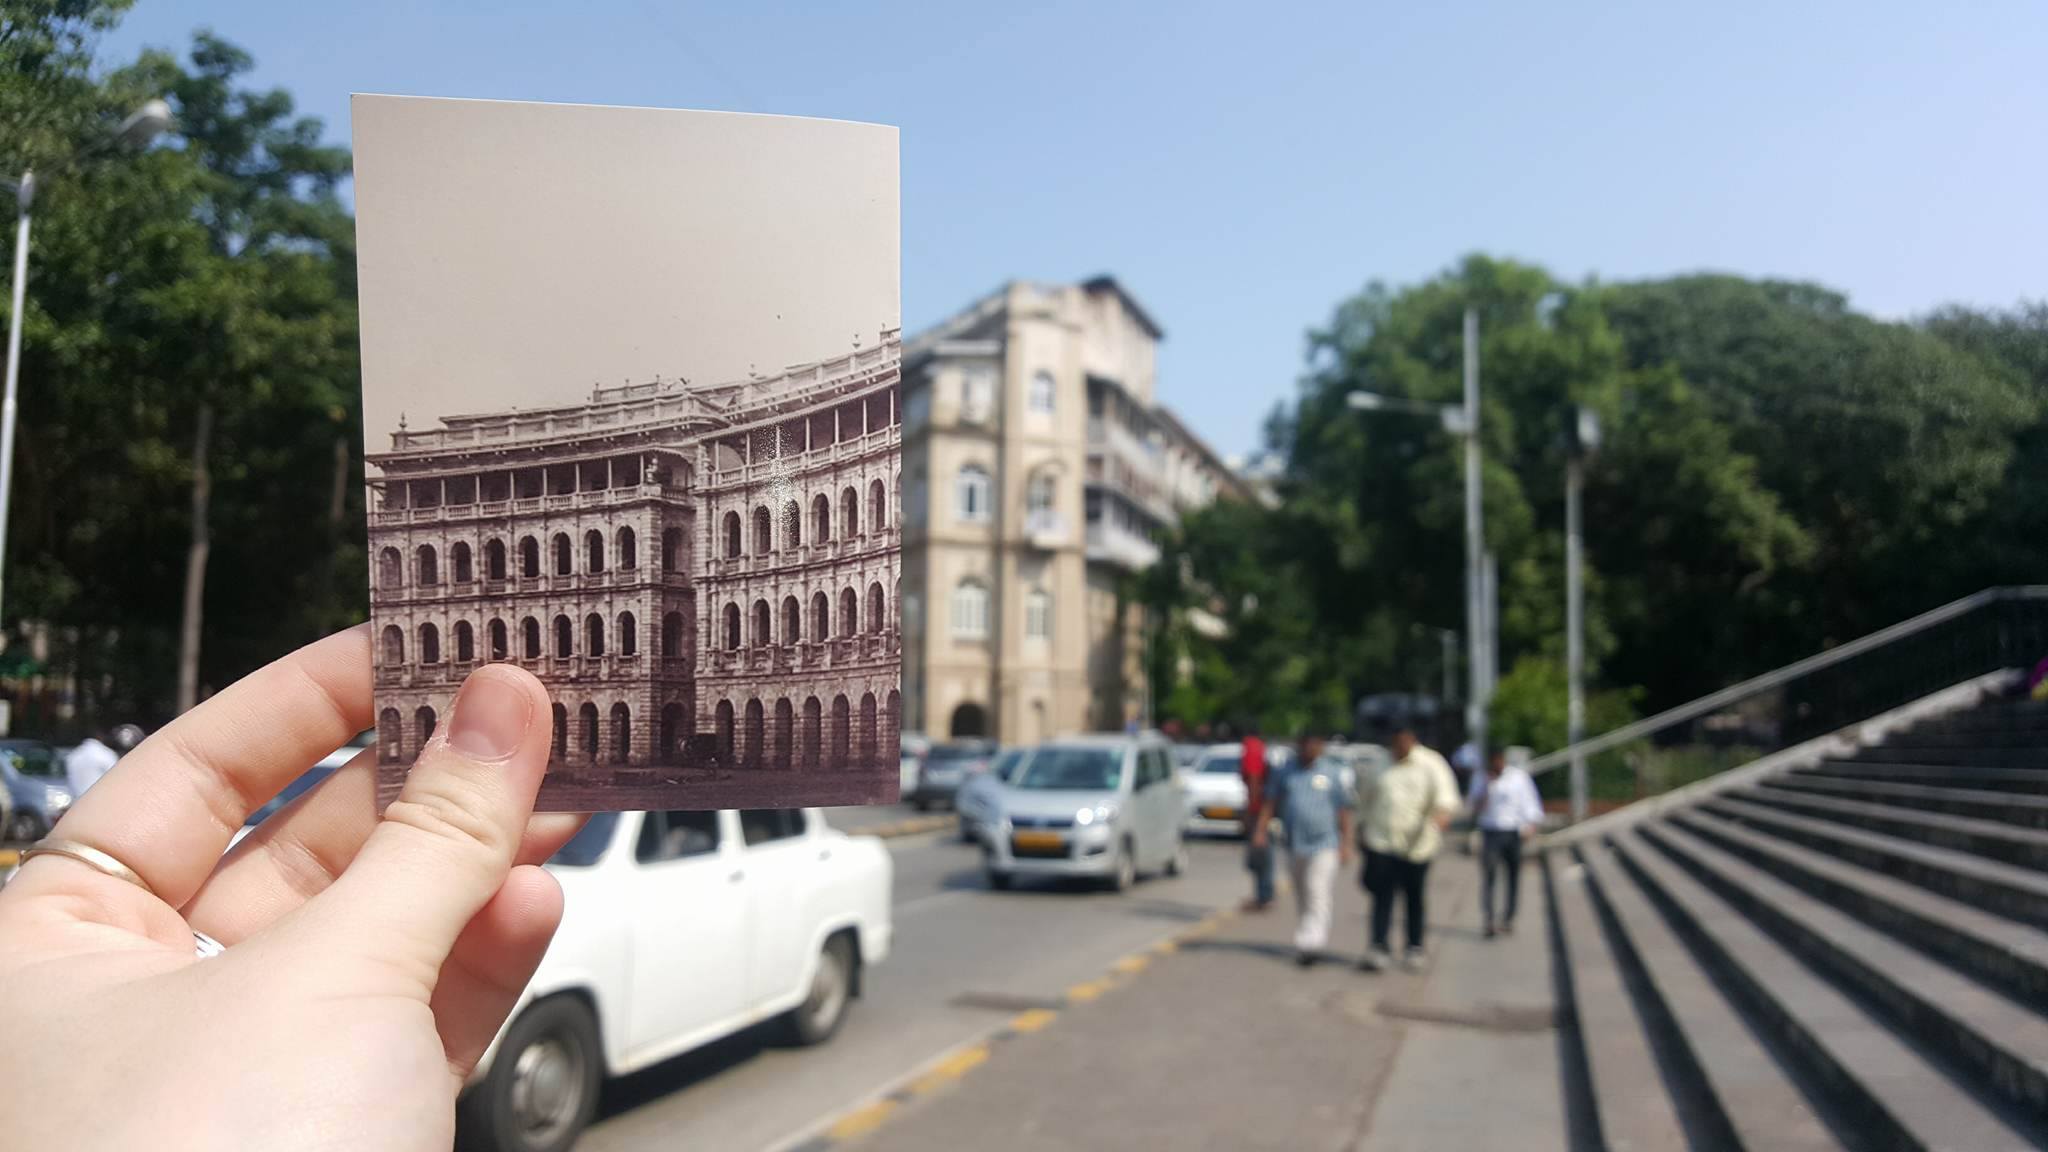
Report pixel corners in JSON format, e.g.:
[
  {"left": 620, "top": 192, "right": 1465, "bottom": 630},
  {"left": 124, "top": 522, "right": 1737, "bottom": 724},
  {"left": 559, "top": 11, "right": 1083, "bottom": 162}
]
[
  {"left": 0, "top": 99, "right": 172, "bottom": 629},
  {"left": 1346, "top": 306, "right": 1486, "bottom": 763},
  {"left": 1566, "top": 406, "right": 1601, "bottom": 823}
]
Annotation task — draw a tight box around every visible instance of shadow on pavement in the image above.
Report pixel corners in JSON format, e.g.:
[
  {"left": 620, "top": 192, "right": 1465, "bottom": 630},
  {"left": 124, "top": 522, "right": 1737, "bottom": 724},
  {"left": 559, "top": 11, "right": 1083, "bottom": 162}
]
[{"left": 594, "top": 1018, "right": 796, "bottom": 1121}]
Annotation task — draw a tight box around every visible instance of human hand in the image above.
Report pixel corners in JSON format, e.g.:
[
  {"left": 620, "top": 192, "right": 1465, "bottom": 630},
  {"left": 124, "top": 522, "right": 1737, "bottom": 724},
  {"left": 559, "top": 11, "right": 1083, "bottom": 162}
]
[{"left": 0, "top": 626, "right": 582, "bottom": 1152}]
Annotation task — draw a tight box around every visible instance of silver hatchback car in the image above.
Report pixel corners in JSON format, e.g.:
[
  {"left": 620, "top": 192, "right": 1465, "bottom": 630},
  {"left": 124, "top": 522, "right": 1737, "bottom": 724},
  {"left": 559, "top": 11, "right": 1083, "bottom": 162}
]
[{"left": 983, "top": 735, "right": 1185, "bottom": 891}]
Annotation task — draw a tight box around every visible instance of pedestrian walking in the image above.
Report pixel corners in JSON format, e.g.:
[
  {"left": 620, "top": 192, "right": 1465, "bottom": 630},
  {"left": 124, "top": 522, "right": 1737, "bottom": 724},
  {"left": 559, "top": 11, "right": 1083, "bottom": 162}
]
[
  {"left": 1468, "top": 748, "right": 1543, "bottom": 938},
  {"left": 1357, "top": 727, "right": 1459, "bottom": 972},
  {"left": 1252, "top": 732, "right": 1353, "bottom": 966},
  {"left": 1240, "top": 724, "right": 1274, "bottom": 912}
]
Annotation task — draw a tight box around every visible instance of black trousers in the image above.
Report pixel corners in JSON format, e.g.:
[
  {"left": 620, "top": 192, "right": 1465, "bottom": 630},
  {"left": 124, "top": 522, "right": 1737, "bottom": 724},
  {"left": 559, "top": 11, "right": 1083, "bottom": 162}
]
[
  {"left": 1363, "top": 850, "right": 1430, "bottom": 951},
  {"left": 1479, "top": 829, "right": 1523, "bottom": 926}
]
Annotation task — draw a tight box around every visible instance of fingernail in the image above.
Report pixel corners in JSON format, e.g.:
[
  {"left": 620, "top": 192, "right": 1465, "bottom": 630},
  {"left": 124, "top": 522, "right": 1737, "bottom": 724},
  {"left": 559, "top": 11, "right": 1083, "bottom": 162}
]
[{"left": 447, "top": 667, "right": 533, "bottom": 761}]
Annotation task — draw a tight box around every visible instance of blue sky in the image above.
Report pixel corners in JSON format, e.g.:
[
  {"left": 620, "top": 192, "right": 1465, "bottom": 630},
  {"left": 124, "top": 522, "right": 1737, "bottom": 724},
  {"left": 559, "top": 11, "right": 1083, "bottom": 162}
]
[{"left": 103, "top": 0, "right": 2048, "bottom": 458}]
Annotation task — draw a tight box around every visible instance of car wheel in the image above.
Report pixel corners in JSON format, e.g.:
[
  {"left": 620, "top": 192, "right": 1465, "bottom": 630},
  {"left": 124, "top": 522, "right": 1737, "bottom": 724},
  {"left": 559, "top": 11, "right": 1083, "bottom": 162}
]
[
  {"left": 1165, "top": 838, "right": 1188, "bottom": 878},
  {"left": 8, "top": 810, "right": 45, "bottom": 844},
  {"left": 785, "top": 933, "right": 855, "bottom": 1046},
  {"left": 987, "top": 868, "right": 1013, "bottom": 891},
  {"left": 957, "top": 819, "right": 975, "bottom": 843},
  {"left": 457, "top": 995, "right": 600, "bottom": 1152},
  {"left": 912, "top": 798, "right": 930, "bottom": 812},
  {"left": 1110, "top": 842, "right": 1135, "bottom": 892}
]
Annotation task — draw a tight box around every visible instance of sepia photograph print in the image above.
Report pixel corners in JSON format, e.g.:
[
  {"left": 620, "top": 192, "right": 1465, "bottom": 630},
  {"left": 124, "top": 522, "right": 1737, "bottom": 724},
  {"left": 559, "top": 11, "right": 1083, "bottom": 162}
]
[{"left": 354, "top": 95, "right": 901, "bottom": 811}]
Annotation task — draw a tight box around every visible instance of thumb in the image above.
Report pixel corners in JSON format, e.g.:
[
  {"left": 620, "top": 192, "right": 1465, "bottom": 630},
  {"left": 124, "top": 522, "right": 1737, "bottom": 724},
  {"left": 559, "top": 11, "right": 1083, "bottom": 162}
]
[{"left": 291, "top": 664, "right": 553, "bottom": 995}]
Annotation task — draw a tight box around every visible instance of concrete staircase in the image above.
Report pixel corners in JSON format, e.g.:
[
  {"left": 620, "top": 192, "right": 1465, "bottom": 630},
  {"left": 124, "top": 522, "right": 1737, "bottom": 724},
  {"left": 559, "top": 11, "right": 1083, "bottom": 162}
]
[{"left": 1546, "top": 694, "right": 2048, "bottom": 1151}]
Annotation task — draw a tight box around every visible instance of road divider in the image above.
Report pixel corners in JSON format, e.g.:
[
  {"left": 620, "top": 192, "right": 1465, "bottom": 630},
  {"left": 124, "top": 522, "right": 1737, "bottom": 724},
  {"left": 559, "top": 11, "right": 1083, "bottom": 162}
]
[{"left": 851, "top": 814, "right": 955, "bottom": 841}]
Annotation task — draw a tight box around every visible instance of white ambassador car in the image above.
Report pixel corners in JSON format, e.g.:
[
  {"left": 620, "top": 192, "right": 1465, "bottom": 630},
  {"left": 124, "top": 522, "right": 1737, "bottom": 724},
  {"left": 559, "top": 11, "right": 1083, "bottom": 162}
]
[
  {"left": 457, "top": 807, "right": 893, "bottom": 1152},
  {"left": 1179, "top": 743, "right": 1251, "bottom": 836}
]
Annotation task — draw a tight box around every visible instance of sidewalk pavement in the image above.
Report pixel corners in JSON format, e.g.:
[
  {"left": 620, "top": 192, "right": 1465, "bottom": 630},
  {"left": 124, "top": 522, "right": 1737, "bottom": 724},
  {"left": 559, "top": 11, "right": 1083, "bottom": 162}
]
[{"left": 838, "top": 845, "right": 1574, "bottom": 1152}]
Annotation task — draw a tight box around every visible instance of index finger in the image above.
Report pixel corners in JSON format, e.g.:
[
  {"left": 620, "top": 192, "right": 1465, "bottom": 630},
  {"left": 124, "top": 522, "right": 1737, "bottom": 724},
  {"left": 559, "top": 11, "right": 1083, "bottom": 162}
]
[{"left": 50, "top": 625, "right": 373, "bottom": 910}]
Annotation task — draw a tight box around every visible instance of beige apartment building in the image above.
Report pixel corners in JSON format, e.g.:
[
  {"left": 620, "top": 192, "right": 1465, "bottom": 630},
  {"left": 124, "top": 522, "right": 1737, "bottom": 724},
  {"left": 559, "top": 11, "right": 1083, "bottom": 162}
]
[{"left": 901, "top": 277, "right": 1252, "bottom": 743}]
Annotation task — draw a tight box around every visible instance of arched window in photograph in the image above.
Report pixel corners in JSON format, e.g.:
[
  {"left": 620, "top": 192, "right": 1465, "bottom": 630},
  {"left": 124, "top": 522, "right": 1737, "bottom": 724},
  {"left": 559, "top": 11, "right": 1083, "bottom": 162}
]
[
  {"left": 714, "top": 700, "right": 736, "bottom": 762},
  {"left": 752, "top": 600, "right": 771, "bottom": 647},
  {"left": 378, "top": 548, "right": 403, "bottom": 589},
  {"left": 662, "top": 611, "right": 683, "bottom": 658},
  {"left": 723, "top": 510, "right": 742, "bottom": 559},
  {"left": 773, "top": 699, "right": 795, "bottom": 769},
  {"left": 1026, "top": 471, "right": 1056, "bottom": 518},
  {"left": 415, "top": 706, "right": 437, "bottom": 748},
  {"left": 553, "top": 614, "right": 573, "bottom": 658},
  {"left": 616, "top": 526, "right": 637, "bottom": 570},
  {"left": 869, "top": 478, "right": 887, "bottom": 531},
  {"left": 743, "top": 699, "right": 765, "bottom": 768},
  {"left": 1028, "top": 369, "right": 1057, "bottom": 415},
  {"left": 659, "top": 703, "right": 685, "bottom": 763},
  {"left": 419, "top": 623, "right": 440, "bottom": 665},
  {"left": 553, "top": 533, "right": 572, "bottom": 577},
  {"left": 951, "top": 579, "right": 990, "bottom": 639},
  {"left": 377, "top": 707, "right": 401, "bottom": 763},
  {"left": 811, "top": 493, "right": 832, "bottom": 543},
  {"left": 451, "top": 541, "right": 473, "bottom": 584},
  {"left": 781, "top": 595, "right": 801, "bottom": 644},
  {"left": 585, "top": 529, "right": 605, "bottom": 574},
  {"left": 579, "top": 702, "right": 599, "bottom": 760},
  {"left": 662, "top": 527, "right": 683, "bottom": 572},
  {"left": 416, "top": 544, "right": 439, "bottom": 586},
  {"left": 956, "top": 465, "right": 991, "bottom": 523},
  {"left": 841, "top": 485, "right": 860, "bottom": 538},
  {"left": 519, "top": 536, "right": 540, "bottom": 579},
  {"left": 551, "top": 703, "right": 568, "bottom": 762},
  {"left": 753, "top": 506, "right": 772, "bottom": 555},
  {"left": 521, "top": 617, "right": 541, "bottom": 659},
  {"left": 380, "top": 624, "right": 404, "bottom": 667},
  {"left": 802, "top": 697, "right": 823, "bottom": 769},
  {"left": 617, "top": 611, "right": 637, "bottom": 657},
  {"left": 866, "top": 582, "right": 885, "bottom": 634},
  {"left": 485, "top": 539, "right": 507, "bottom": 581},
  {"left": 830, "top": 694, "right": 852, "bottom": 765},
  {"left": 610, "top": 703, "right": 631, "bottom": 764},
  {"left": 811, "top": 592, "right": 830, "bottom": 640},
  {"left": 454, "top": 621, "right": 475, "bottom": 663},
  {"left": 723, "top": 602, "right": 742, "bottom": 651},
  {"left": 488, "top": 619, "right": 508, "bottom": 661},
  {"left": 839, "top": 587, "right": 858, "bottom": 639},
  {"left": 585, "top": 613, "right": 605, "bottom": 658},
  {"left": 783, "top": 500, "right": 802, "bottom": 549},
  {"left": 885, "top": 689, "right": 901, "bottom": 756},
  {"left": 858, "top": 692, "right": 878, "bottom": 768},
  {"left": 1025, "top": 587, "right": 1053, "bottom": 641}
]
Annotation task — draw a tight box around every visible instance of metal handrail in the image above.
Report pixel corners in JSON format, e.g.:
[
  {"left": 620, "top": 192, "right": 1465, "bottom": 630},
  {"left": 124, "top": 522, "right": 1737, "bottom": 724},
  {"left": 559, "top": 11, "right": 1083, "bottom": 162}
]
[{"left": 1526, "top": 585, "right": 2048, "bottom": 777}]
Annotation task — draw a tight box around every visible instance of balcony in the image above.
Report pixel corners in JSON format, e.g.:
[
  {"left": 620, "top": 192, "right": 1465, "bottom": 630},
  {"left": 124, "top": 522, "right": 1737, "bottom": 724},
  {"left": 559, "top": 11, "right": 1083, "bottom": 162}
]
[
  {"left": 1022, "top": 510, "right": 1067, "bottom": 550},
  {"left": 1085, "top": 519, "right": 1161, "bottom": 571},
  {"left": 369, "top": 481, "right": 690, "bottom": 528}
]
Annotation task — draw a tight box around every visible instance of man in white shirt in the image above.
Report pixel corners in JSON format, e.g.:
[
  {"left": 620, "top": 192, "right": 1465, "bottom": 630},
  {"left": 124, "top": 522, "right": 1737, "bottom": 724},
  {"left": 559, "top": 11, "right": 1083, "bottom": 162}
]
[
  {"left": 1467, "top": 748, "right": 1545, "bottom": 938},
  {"left": 63, "top": 736, "right": 119, "bottom": 799}
]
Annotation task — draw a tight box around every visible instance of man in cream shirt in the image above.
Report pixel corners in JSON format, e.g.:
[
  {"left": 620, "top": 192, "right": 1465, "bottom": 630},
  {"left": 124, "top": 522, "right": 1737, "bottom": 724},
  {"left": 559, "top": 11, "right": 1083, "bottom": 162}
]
[{"left": 1356, "top": 728, "right": 1460, "bottom": 971}]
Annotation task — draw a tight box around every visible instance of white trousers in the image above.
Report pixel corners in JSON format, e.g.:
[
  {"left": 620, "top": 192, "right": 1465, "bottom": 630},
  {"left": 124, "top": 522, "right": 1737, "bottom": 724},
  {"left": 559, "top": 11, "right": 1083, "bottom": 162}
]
[{"left": 1289, "top": 848, "right": 1338, "bottom": 951}]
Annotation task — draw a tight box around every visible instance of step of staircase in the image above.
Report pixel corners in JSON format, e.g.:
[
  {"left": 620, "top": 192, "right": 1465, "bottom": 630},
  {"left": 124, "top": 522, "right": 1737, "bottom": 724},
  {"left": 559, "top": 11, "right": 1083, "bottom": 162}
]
[
  {"left": 1796, "top": 761, "right": 2048, "bottom": 794},
  {"left": 1763, "top": 774, "right": 2048, "bottom": 830},
  {"left": 1736, "top": 785, "right": 2048, "bottom": 871},
  {"left": 1670, "top": 807, "right": 2048, "bottom": 1006},
  {"left": 1853, "top": 744, "right": 2048, "bottom": 769},
  {"left": 1611, "top": 831, "right": 2039, "bottom": 1151},
  {"left": 1641, "top": 821, "right": 2048, "bottom": 1124},
  {"left": 1574, "top": 840, "right": 1841, "bottom": 1151}
]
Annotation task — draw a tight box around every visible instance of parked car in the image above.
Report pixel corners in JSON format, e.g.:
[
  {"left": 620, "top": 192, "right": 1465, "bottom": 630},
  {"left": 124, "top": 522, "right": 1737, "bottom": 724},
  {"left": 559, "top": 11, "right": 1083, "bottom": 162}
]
[
  {"left": 956, "top": 746, "right": 1026, "bottom": 842},
  {"left": 909, "top": 739, "right": 995, "bottom": 811},
  {"left": 1179, "top": 743, "right": 1251, "bottom": 836},
  {"left": 0, "top": 740, "right": 73, "bottom": 842},
  {"left": 982, "top": 734, "right": 1185, "bottom": 892},
  {"left": 456, "top": 807, "right": 892, "bottom": 1152},
  {"left": 1169, "top": 742, "right": 1206, "bottom": 770}
]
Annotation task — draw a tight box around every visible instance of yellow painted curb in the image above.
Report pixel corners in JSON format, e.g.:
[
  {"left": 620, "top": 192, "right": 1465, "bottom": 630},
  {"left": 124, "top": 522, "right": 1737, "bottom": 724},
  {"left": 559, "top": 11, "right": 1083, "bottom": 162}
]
[
  {"left": 827, "top": 1100, "right": 898, "bottom": 1141},
  {"left": 0, "top": 849, "right": 19, "bottom": 868},
  {"left": 1111, "top": 953, "right": 1150, "bottom": 975},
  {"left": 909, "top": 1045, "right": 989, "bottom": 1095},
  {"left": 1009, "top": 1008, "right": 1058, "bottom": 1033}
]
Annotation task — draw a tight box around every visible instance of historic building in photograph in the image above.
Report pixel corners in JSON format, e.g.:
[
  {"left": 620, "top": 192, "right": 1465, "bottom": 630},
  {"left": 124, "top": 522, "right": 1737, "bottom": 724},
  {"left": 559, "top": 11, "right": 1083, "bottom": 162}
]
[
  {"left": 367, "top": 332, "right": 901, "bottom": 807},
  {"left": 900, "top": 278, "right": 1253, "bottom": 743}
]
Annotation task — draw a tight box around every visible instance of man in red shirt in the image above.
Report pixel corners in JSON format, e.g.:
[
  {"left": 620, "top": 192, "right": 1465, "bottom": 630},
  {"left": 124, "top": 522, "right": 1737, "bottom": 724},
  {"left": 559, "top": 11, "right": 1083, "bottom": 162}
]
[{"left": 1240, "top": 726, "right": 1273, "bottom": 911}]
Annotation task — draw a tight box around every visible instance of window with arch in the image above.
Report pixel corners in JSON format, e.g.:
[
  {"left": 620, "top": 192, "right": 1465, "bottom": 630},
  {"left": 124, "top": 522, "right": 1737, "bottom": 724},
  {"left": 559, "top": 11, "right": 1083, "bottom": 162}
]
[
  {"left": 782, "top": 499, "right": 802, "bottom": 549},
  {"left": 378, "top": 707, "right": 402, "bottom": 763},
  {"left": 662, "top": 611, "right": 683, "bottom": 658},
  {"left": 452, "top": 541, "right": 473, "bottom": 584},
  {"left": 1026, "top": 471, "right": 1057, "bottom": 517},
  {"left": 753, "top": 506, "right": 772, "bottom": 555},
  {"left": 956, "top": 465, "right": 991, "bottom": 524},
  {"left": 419, "top": 623, "right": 440, "bottom": 665},
  {"left": 415, "top": 706, "right": 438, "bottom": 748},
  {"left": 519, "top": 536, "right": 540, "bottom": 579},
  {"left": 585, "top": 613, "right": 605, "bottom": 658},
  {"left": 553, "top": 533, "right": 572, "bottom": 577},
  {"left": 617, "top": 611, "right": 637, "bottom": 656},
  {"left": 722, "top": 511, "right": 742, "bottom": 559},
  {"left": 773, "top": 699, "right": 795, "bottom": 770},
  {"left": 416, "top": 544, "right": 439, "bottom": 586},
  {"left": 801, "top": 697, "right": 823, "bottom": 769},
  {"left": 521, "top": 617, "right": 541, "bottom": 660},
  {"left": 380, "top": 624, "right": 404, "bottom": 666},
  {"left": 869, "top": 478, "right": 887, "bottom": 532},
  {"left": 579, "top": 702, "right": 600, "bottom": 760},
  {"left": 866, "top": 582, "right": 885, "bottom": 634},
  {"left": 662, "top": 527, "right": 684, "bottom": 572},
  {"left": 714, "top": 700, "right": 736, "bottom": 762},
  {"left": 485, "top": 539, "right": 507, "bottom": 581},
  {"left": 858, "top": 692, "right": 878, "bottom": 767},
  {"left": 488, "top": 619, "right": 508, "bottom": 661},
  {"left": 952, "top": 580, "right": 990, "bottom": 639},
  {"left": 659, "top": 703, "right": 686, "bottom": 763},
  {"left": 551, "top": 703, "right": 568, "bottom": 762},
  {"left": 1025, "top": 587, "right": 1053, "bottom": 641},
  {"left": 616, "top": 526, "right": 637, "bottom": 570},
  {"left": 781, "top": 595, "right": 801, "bottom": 644},
  {"left": 811, "top": 494, "right": 832, "bottom": 543},
  {"left": 829, "top": 694, "right": 852, "bottom": 764},
  {"left": 553, "top": 614, "right": 573, "bottom": 658},
  {"left": 1028, "top": 369, "right": 1057, "bottom": 415},
  {"left": 584, "top": 529, "right": 605, "bottom": 574},
  {"left": 840, "top": 485, "right": 860, "bottom": 538},
  {"left": 743, "top": 699, "right": 765, "bottom": 768},
  {"left": 811, "top": 592, "right": 830, "bottom": 640},
  {"left": 839, "top": 587, "right": 858, "bottom": 639},
  {"left": 455, "top": 620, "right": 475, "bottom": 663},
  {"left": 378, "top": 548, "right": 403, "bottom": 590},
  {"left": 723, "top": 602, "right": 742, "bottom": 651},
  {"left": 609, "top": 702, "right": 631, "bottom": 764},
  {"left": 752, "top": 600, "right": 771, "bottom": 647}
]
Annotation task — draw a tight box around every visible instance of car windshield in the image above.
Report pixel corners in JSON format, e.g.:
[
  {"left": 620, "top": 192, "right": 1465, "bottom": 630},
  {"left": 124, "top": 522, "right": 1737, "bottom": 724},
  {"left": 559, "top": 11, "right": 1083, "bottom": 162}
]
[
  {"left": 926, "top": 745, "right": 989, "bottom": 764},
  {"left": 990, "top": 748, "right": 1026, "bottom": 782},
  {"left": 1198, "top": 753, "right": 1243, "bottom": 774},
  {"left": 549, "top": 811, "right": 621, "bottom": 867},
  {"left": 2, "top": 744, "right": 60, "bottom": 777},
  {"left": 1012, "top": 747, "right": 1123, "bottom": 792},
  {"left": 243, "top": 767, "right": 335, "bottom": 827}
]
